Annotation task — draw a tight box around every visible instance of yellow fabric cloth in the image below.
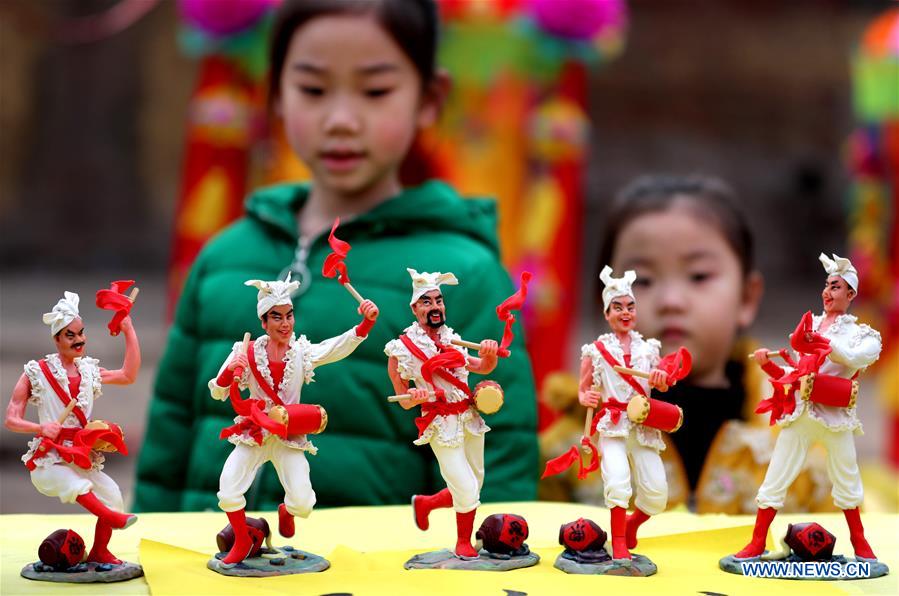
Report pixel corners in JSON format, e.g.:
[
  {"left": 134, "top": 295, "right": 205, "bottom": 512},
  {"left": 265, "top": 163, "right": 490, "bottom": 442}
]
[{"left": 2, "top": 503, "right": 897, "bottom": 595}]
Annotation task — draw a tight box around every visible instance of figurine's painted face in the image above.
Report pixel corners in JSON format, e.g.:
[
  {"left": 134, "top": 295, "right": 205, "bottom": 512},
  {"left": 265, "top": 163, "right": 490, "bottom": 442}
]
[
  {"left": 262, "top": 304, "right": 295, "bottom": 343},
  {"left": 822, "top": 275, "right": 855, "bottom": 314},
  {"left": 54, "top": 318, "right": 86, "bottom": 360},
  {"left": 412, "top": 290, "right": 446, "bottom": 329},
  {"left": 611, "top": 205, "right": 760, "bottom": 388},
  {"left": 605, "top": 296, "right": 636, "bottom": 335},
  {"left": 277, "top": 14, "right": 438, "bottom": 202}
]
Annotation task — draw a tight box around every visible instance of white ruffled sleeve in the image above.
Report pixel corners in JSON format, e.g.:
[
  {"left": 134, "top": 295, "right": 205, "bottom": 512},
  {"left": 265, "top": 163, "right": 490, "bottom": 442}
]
[
  {"left": 829, "top": 324, "right": 882, "bottom": 371},
  {"left": 385, "top": 339, "right": 415, "bottom": 381}
]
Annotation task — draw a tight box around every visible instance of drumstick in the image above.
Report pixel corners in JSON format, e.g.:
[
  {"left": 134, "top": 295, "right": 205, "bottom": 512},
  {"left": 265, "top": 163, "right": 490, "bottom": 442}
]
[
  {"left": 451, "top": 338, "right": 511, "bottom": 358},
  {"left": 388, "top": 390, "right": 436, "bottom": 402},
  {"left": 56, "top": 399, "right": 78, "bottom": 425},
  {"left": 128, "top": 287, "right": 139, "bottom": 302},
  {"left": 613, "top": 366, "right": 651, "bottom": 379},
  {"left": 342, "top": 282, "right": 364, "bottom": 304},
  {"left": 234, "top": 332, "right": 251, "bottom": 377},
  {"left": 746, "top": 350, "right": 785, "bottom": 359}
]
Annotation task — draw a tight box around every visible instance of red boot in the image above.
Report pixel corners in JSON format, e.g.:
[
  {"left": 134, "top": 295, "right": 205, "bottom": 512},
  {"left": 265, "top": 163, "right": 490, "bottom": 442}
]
[
  {"left": 625, "top": 508, "right": 651, "bottom": 550},
  {"left": 610, "top": 506, "right": 630, "bottom": 560},
  {"left": 86, "top": 519, "right": 122, "bottom": 565},
  {"left": 844, "top": 508, "right": 876, "bottom": 560},
  {"left": 454, "top": 510, "right": 479, "bottom": 559},
  {"left": 734, "top": 507, "right": 777, "bottom": 559},
  {"left": 76, "top": 492, "right": 136, "bottom": 530},
  {"left": 412, "top": 488, "right": 452, "bottom": 531},
  {"left": 278, "top": 503, "right": 295, "bottom": 538},
  {"left": 221, "top": 509, "right": 254, "bottom": 567}
]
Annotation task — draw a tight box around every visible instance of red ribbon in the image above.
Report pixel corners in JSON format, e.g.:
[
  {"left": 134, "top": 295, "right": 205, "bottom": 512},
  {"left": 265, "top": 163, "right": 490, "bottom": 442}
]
[
  {"left": 657, "top": 347, "right": 693, "bottom": 383},
  {"left": 494, "top": 271, "right": 532, "bottom": 357},
  {"left": 756, "top": 311, "right": 832, "bottom": 425},
  {"left": 95, "top": 280, "right": 135, "bottom": 336},
  {"left": 222, "top": 344, "right": 288, "bottom": 442},
  {"left": 322, "top": 217, "right": 351, "bottom": 285},
  {"left": 591, "top": 398, "right": 629, "bottom": 432},
  {"left": 25, "top": 424, "right": 128, "bottom": 471},
  {"left": 398, "top": 334, "right": 474, "bottom": 436},
  {"left": 541, "top": 437, "right": 600, "bottom": 480}
]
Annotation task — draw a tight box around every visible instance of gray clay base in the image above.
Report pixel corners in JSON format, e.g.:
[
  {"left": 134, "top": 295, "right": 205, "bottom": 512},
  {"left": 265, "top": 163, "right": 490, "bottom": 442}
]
[
  {"left": 208, "top": 545, "right": 329, "bottom": 577},
  {"left": 404, "top": 548, "right": 540, "bottom": 571},
  {"left": 719, "top": 553, "right": 889, "bottom": 580},
  {"left": 554, "top": 552, "right": 657, "bottom": 576},
  {"left": 21, "top": 561, "right": 143, "bottom": 583}
]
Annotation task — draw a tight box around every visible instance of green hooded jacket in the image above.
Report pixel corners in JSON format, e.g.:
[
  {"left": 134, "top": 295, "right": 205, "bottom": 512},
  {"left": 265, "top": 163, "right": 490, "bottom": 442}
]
[{"left": 134, "top": 181, "right": 538, "bottom": 512}]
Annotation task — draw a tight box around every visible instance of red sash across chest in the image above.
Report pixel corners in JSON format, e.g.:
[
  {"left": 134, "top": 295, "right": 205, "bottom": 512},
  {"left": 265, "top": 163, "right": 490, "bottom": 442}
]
[
  {"left": 398, "top": 334, "right": 473, "bottom": 437},
  {"left": 591, "top": 342, "right": 644, "bottom": 431},
  {"left": 26, "top": 361, "right": 92, "bottom": 470}
]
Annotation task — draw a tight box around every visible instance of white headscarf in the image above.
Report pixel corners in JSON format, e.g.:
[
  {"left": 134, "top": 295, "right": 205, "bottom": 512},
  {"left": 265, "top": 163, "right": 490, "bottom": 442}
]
[
  {"left": 245, "top": 273, "right": 300, "bottom": 318},
  {"left": 819, "top": 253, "right": 858, "bottom": 293},
  {"left": 43, "top": 291, "right": 80, "bottom": 336},
  {"left": 408, "top": 268, "right": 458, "bottom": 306},
  {"left": 599, "top": 265, "right": 637, "bottom": 312}
]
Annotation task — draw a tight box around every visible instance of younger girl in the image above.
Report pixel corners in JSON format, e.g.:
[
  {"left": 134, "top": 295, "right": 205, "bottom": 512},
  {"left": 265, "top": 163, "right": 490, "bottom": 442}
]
[
  {"left": 136, "top": 0, "right": 537, "bottom": 515},
  {"left": 593, "top": 174, "right": 834, "bottom": 513}
]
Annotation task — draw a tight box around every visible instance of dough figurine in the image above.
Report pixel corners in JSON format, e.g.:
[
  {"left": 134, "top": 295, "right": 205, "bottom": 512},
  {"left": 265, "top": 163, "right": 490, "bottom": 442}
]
[
  {"left": 557, "top": 266, "right": 691, "bottom": 576},
  {"left": 720, "top": 253, "right": 888, "bottom": 579},
  {"left": 386, "top": 269, "right": 538, "bottom": 571},
  {"left": 208, "top": 275, "right": 378, "bottom": 576},
  {"left": 6, "top": 284, "right": 142, "bottom": 583}
]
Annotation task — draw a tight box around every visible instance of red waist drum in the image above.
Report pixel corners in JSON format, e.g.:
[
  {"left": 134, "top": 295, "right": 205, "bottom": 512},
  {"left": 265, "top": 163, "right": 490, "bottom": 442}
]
[
  {"left": 626, "top": 395, "right": 683, "bottom": 433},
  {"left": 269, "top": 404, "right": 328, "bottom": 435},
  {"left": 799, "top": 373, "right": 858, "bottom": 408}
]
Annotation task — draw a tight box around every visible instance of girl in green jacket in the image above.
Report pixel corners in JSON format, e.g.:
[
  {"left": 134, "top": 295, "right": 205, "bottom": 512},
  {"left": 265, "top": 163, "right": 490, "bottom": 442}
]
[{"left": 135, "top": 0, "right": 538, "bottom": 513}]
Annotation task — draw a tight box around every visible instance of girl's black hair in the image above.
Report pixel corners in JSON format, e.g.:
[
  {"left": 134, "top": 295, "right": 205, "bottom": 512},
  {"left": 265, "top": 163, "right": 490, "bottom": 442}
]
[
  {"left": 267, "top": 0, "right": 439, "bottom": 104},
  {"left": 598, "top": 174, "right": 755, "bottom": 281}
]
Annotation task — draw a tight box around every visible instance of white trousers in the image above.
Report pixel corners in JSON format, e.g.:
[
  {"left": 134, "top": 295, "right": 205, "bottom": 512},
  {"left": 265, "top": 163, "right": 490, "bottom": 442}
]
[
  {"left": 429, "top": 431, "right": 485, "bottom": 513},
  {"left": 217, "top": 440, "right": 315, "bottom": 517},
  {"left": 757, "top": 410, "right": 863, "bottom": 510},
  {"left": 31, "top": 464, "right": 124, "bottom": 510},
  {"left": 600, "top": 431, "right": 667, "bottom": 515}
]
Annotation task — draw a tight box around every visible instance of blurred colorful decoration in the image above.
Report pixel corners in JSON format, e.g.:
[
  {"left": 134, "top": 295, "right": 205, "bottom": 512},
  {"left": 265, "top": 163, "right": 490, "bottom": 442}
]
[
  {"left": 168, "top": 0, "right": 310, "bottom": 314},
  {"left": 168, "top": 0, "right": 629, "bottom": 430},
  {"left": 427, "top": 0, "right": 628, "bottom": 429},
  {"left": 846, "top": 8, "right": 899, "bottom": 468}
]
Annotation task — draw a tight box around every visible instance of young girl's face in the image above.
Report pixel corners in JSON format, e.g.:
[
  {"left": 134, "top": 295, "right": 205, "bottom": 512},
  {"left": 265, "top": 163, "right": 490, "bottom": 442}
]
[
  {"left": 611, "top": 204, "right": 760, "bottom": 387},
  {"left": 277, "top": 14, "right": 439, "bottom": 201}
]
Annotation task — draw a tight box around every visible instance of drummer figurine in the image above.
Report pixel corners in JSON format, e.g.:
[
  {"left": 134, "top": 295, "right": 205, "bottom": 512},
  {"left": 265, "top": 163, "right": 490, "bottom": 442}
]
[
  {"left": 385, "top": 269, "right": 501, "bottom": 564},
  {"left": 578, "top": 266, "right": 687, "bottom": 568},
  {"left": 208, "top": 275, "right": 378, "bottom": 574},
  {"left": 722, "top": 253, "right": 885, "bottom": 575},
  {"left": 5, "top": 290, "right": 142, "bottom": 582}
]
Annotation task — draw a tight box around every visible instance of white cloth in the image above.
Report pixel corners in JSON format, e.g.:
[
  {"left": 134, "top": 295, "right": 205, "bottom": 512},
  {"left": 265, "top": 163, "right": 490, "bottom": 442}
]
[
  {"left": 756, "top": 409, "right": 863, "bottom": 510},
  {"left": 21, "top": 354, "right": 105, "bottom": 470},
  {"left": 600, "top": 431, "right": 668, "bottom": 515},
  {"left": 775, "top": 314, "right": 881, "bottom": 433},
  {"left": 43, "top": 292, "right": 80, "bottom": 336},
  {"left": 31, "top": 464, "right": 123, "bottom": 508},
  {"left": 430, "top": 430, "right": 485, "bottom": 513},
  {"left": 819, "top": 252, "right": 859, "bottom": 293},
  {"left": 581, "top": 331, "right": 665, "bottom": 452},
  {"left": 20, "top": 352, "right": 120, "bottom": 506},
  {"left": 210, "top": 328, "right": 365, "bottom": 453},
  {"left": 217, "top": 440, "right": 316, "bottom": 516},
  {"left": 407, "top": 268, "right": 458, "bottom": 306},
  {"left": 245, "top": 274, "right": 300, "bottom": 318},
  {"left": 599, "top": 266, "right": 636, "bottom": 312},
  {"left": 384, "top": 323, "right": 489, "bottom": 447}
]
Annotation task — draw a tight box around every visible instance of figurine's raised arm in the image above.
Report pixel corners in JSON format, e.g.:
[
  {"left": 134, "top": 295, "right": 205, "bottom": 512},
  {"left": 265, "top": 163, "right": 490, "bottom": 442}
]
[{"left": 99, "top": 316, "right": 141, "bottom": 385}]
